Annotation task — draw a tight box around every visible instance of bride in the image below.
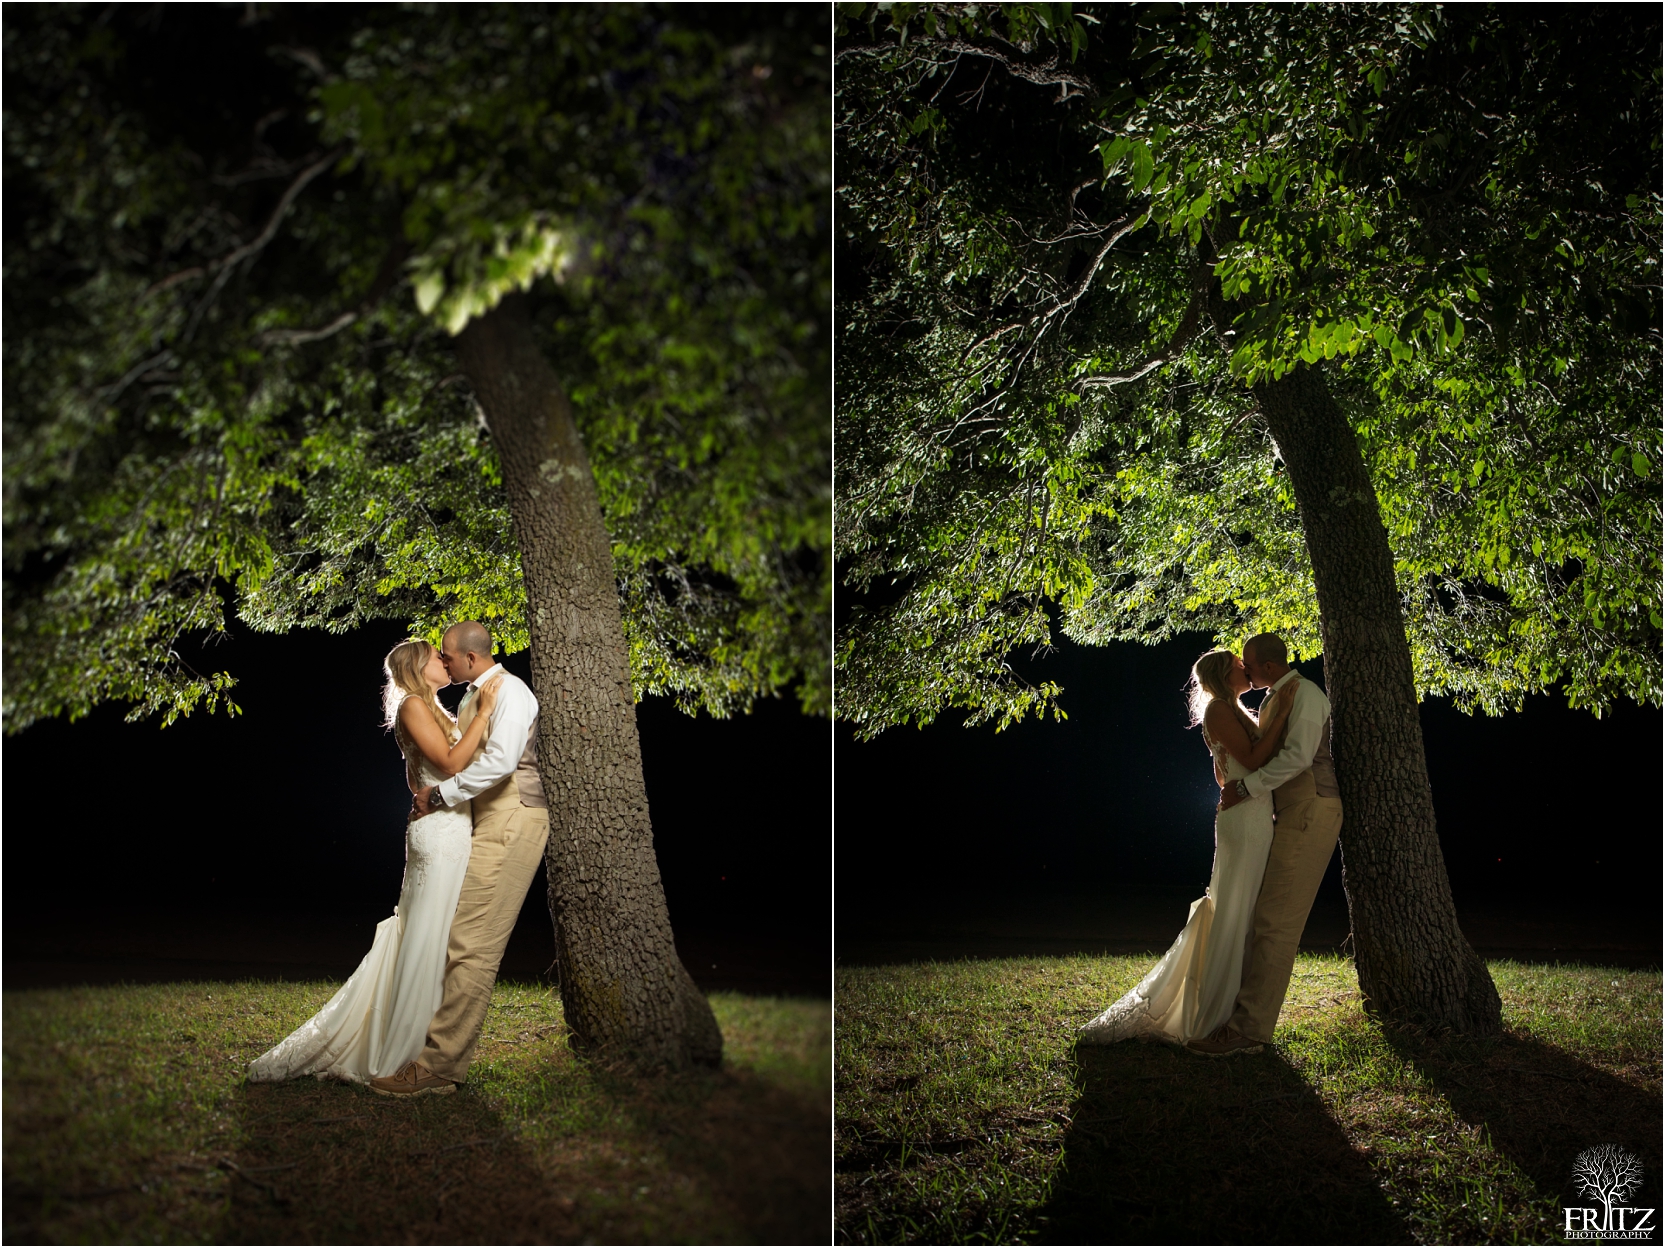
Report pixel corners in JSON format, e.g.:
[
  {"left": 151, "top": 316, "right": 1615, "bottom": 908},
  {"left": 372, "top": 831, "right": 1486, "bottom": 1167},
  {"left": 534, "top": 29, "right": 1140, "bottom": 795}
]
[
  {"left": 248, "top": 639, "right": 500, "bottom": 1085},
  {"left": 1078, "top": 648, "right": 1291, "bottom": 1048}
]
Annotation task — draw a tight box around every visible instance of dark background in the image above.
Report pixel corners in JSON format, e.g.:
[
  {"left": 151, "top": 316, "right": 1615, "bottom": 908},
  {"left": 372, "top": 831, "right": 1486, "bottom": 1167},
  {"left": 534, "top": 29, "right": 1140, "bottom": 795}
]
[
  {"left": 4, "top": 622, "right": 831, "bottom": 995},
  {"left": 836, "top": 631, "right": 1662, "bottom": 968}
]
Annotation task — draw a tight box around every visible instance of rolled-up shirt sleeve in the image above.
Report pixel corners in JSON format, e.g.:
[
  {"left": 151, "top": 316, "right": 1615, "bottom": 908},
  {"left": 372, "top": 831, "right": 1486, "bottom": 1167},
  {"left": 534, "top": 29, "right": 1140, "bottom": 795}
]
[
  {"left": 436, "top": 678, "right": 538, "bottom": 806},
  {"left": 1243, "top": 683, "right": 1326, "bottom": 798}
]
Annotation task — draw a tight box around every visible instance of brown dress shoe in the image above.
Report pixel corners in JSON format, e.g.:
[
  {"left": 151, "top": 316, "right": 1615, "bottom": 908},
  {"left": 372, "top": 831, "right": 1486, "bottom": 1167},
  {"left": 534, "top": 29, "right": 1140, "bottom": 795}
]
[
  {"left": 1186, "top": 1025, "right": 1266, "bottom": 1057},
  {"left": 368, "top": 1060, "right": 456, "bottom": 1096}
]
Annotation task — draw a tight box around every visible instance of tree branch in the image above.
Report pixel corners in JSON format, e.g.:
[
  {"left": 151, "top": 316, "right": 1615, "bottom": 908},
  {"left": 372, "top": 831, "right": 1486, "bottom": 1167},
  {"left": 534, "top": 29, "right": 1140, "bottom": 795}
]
[
  {"left": 964, "top": 321, "right": 1023, "bottom": 358},
  {"left": 171, "top": 146, "right": 345, "bottom": 344},
  {"left": 836, "top": 36, "right": 1095, "bottom": 97},
  {"left": 100, "top": 349, "right": 177, "bottom": 402},
  {"left": 143, "top": 268, "right": 205, "bottom": 297},
  {"left": 1075, "top": 287, "right": 1204, "bottom": 391},
  {"left": 1075, "top": 355, "right": 1169, "bottom": 390},
  {"left": 209, "top": 146, "right": 344, "bottom": 277},
  {"left": 1033, "top": 213, "right": 1140, "bottom": 332},
  {"left": 154, "top": 148, "right": 340, "bottom": 294},
  {"left": 257, "top": 237, "right": 410, "bottom": 348},
  {"left": 259, "top": 310, "right": 358, "bottom": 347},
  {"left": 929, "top": 39, "right": 1096, "bottom": 96}
]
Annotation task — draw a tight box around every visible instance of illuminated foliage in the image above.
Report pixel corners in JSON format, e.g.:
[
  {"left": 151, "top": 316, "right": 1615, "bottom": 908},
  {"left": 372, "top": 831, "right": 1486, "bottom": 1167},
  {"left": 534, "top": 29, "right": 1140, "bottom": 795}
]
[
  {"left": 4, "top": 4, "right": 829, "bottom": 729},
  {"left": 835, "top": 2, "right": 1659, "bottom": 734}
]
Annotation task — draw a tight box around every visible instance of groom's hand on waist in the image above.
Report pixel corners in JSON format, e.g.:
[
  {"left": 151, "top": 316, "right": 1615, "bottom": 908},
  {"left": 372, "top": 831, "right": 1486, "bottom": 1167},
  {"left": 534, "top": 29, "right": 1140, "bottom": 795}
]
[
  {"left": 411, "top": 784, "right": 442, "bottom": 819},
  {"left": 1218, "top": 778, "right": 1249, "bottom": 810}
]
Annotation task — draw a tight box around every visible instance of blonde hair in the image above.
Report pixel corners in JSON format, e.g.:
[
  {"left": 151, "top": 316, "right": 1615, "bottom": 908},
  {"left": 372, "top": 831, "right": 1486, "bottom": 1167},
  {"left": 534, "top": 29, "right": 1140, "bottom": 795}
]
[
  {"left": 382, "top": 639, "right": 459, "bottom": 748},
  {"left": 1185, "top": 648, "right": 1244, "bottom": 728}
]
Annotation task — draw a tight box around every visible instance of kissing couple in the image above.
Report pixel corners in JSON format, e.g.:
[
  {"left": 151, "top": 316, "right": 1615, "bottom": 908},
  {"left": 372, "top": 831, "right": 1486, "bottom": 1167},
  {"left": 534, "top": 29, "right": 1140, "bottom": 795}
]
[
  {"left": 248, "top": 620, "right": 549, "bottom": 1095},
  {"left": 1079, "top": 632, "right": 1346, "bottom": 1056}
]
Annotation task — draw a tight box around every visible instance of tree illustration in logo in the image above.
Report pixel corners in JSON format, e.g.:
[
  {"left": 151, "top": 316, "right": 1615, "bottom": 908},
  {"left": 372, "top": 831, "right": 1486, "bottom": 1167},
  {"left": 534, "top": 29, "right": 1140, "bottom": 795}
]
[{"left": 1573, "top": 1144, "right": 1645, "bottom": 1228}]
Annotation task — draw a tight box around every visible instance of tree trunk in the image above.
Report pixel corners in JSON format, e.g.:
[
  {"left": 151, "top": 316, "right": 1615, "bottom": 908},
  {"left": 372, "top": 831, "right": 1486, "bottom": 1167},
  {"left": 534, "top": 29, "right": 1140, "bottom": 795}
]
[
  {"left": 454, "top": 295, "right": 723, "bottom": 1069},
  {"left": 1253, "top": 363, "right": 1502, "bottom": 1035}
]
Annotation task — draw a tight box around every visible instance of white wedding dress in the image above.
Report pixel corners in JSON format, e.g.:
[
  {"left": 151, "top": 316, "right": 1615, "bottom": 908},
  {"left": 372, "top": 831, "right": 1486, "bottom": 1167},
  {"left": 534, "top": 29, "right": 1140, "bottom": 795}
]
[
  {"left": 1078, "top": 719, "right": 1275, "bottom": 1045},
  {"left": 248, "top": 705, "right": 473, "bottom": 1084}
]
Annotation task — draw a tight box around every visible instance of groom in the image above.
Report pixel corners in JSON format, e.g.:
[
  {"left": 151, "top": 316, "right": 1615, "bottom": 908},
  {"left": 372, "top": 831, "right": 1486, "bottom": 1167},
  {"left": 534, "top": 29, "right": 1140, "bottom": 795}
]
[
  {"left": 370, "top": 620, "right": 551, "bottom": 1096},
  {"left": 1190, "top": 632, "right": 1345, "bottom": 1057}
]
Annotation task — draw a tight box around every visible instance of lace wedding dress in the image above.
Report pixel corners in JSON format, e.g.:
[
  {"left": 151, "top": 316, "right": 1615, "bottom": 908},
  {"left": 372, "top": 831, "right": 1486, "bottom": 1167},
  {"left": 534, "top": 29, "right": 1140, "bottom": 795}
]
[
  {"left": 248, "top": 705, "right": 473, "bottom": 1083},
  {"left": 1078, "top": 721, "right": 1275, "bottom": 1045}
]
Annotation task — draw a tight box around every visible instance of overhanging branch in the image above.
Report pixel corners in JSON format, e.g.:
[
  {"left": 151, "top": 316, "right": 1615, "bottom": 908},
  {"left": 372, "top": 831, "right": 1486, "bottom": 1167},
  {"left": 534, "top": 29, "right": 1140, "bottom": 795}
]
[
  {"left": 212, "top": 147, "right": 343, "bottom": 276},
  {"left": 257, "top": 238, "right": 411, "bottom": 349},
  {"left": 259, "top": 311, "right": 358, "bottom": 347},
  {"left": 933, "top": 38, "right": 1095, "bottom": 97},
  {"left": 1034, "top": 213, "right": 1140, "bottom": 334},
  {"left": 1075, "top": 286, "right": 1204, "bottom": 391},
  {"left": 172, "top": 146, "right": 346, "bottom": 344},
  {"left": 836, "top": 35, "right": 1096, "bottom": 98}
]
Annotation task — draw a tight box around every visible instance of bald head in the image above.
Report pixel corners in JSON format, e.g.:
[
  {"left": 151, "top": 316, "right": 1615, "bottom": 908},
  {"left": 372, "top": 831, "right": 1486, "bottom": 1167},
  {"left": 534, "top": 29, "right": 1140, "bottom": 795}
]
[
  {"left": 1243, "top": 633, "right": 1287, "bottom": 666},
  {"left": 1241, "top": 632, "right": 1290, "bottom": 689},
  {"left": 440, "top": 620, "right": 496, "bottom": 684}
]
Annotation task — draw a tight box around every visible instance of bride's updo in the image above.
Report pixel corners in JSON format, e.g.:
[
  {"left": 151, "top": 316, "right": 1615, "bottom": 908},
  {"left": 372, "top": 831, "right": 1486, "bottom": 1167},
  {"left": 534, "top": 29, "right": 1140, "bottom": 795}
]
[
  {"left": 382, "top": 639, "right": 459, "bottom": 746},
  {"left": 1185, "top": 648, "right": 1242, "bottom": 727}
]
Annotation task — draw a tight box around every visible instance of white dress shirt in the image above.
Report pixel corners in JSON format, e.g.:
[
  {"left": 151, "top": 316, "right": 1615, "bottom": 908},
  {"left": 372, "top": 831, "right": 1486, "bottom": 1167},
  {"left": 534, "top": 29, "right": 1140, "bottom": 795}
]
[
  {"left": 1242, "top": 670, "right": 1332, "bottom": 798},
  {"left": 435, "top": 663, "right": 539, "bottom": 808}
]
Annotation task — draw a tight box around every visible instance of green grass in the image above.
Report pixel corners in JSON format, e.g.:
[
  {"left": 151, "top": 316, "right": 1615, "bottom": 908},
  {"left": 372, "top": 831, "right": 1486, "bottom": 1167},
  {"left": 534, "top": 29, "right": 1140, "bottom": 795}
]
[
  {"left": 5, "top": 979, "right": 830, "bottom": 1244},
  {"left": 835, "top": 954, "right": 1662, "bottom": 1244}
]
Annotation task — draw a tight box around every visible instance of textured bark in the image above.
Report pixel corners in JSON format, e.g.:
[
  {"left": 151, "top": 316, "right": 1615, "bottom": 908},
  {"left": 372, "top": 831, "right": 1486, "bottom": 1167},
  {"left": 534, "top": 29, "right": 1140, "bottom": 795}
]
[
  {"left": 454, "top": 296, "right": 723, "bottom": 1069},
  {"left": 1253, "top": 364, "right": 1502, "bottom": 1035}
]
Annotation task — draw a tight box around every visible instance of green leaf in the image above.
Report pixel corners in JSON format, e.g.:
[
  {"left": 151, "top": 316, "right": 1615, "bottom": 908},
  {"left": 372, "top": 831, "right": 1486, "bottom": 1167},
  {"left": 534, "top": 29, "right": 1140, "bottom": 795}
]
[
  {"left": 1130, "top": 142, "right": 1155, "bottom": 194},
  {"left": 1099, "top": 135, "right": 1132, "bottom": 173},
  {"left": 413, "top": 269, "right": 445, "bottom": 315}
]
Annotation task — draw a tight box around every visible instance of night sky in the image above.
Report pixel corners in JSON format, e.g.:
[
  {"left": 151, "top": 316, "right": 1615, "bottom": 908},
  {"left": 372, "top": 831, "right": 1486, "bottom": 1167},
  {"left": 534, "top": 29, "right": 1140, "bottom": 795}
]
[
  {"left": 3, "top": 622, "right": 830, "bottom": 985},
  {"left": 835, "top": 630, "right": 1662, "bottom": 948}
]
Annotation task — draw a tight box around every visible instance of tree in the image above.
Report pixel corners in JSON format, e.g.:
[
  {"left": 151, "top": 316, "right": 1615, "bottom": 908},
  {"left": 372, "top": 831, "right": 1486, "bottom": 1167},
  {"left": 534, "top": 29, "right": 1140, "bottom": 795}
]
[
  {"left": 5, "top": 4, "right": 830, "bottom": 1067},
  {"left": 835, "top": 3, "right": 1659, "bottom": 1033}
]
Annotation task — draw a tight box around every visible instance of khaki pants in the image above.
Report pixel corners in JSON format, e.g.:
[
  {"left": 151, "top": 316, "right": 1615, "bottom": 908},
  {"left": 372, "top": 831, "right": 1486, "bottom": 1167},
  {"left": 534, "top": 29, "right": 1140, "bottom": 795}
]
[
  {"left": 420, "top": 804, "right": 550, "bottom": 1081},
  {"left": 1229, "top": 792, "right": 1344, "bottom": 1044}
]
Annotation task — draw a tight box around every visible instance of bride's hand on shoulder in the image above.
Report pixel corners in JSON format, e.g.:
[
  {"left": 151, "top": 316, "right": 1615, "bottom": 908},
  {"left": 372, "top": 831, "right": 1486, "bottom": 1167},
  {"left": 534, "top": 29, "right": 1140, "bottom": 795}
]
[
  {"left": 476, "top": 673, "right": 505, "bottom": 715},
  {"left": 1260, "top": 687, "right": 1294, "bottom": 728}
]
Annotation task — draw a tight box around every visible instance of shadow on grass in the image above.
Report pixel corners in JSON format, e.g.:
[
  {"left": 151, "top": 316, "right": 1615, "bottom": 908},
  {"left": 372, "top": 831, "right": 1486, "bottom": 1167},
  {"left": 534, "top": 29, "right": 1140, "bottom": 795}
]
[
  {"left": 2, "top": 978, "right": 828, "bottom": 1244},
  {"left": 217, "top": 1076, "right": 574, "bottom": 1245},
  {"left": 591, "top": 1058, "right": 833, "bottom": 1244},
  {"left": 1034, "top": 1040, "right": 1410, "bottom": 1245},
  {"left": 217, "top": 1056, "right": 829, "bottom": 1245},
  {"left": 1382, "top": 1026, "right": 1664, "bottom": 1232}
]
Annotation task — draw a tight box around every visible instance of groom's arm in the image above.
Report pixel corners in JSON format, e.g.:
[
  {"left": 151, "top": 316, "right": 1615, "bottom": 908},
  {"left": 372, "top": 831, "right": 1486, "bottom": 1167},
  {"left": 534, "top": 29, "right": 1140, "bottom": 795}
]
[
  {"left": 1240, "top": 685, "right": 1326, "bottom": 799},
  {"left": 434, "top": 680, "right": 539, "bottom": 806}
]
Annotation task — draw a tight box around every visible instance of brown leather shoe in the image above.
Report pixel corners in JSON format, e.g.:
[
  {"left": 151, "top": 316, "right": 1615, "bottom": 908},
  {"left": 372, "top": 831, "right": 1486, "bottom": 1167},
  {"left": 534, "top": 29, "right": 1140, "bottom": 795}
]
[
  {"left": 1186, "top": 1025, "right": 1266, "bottom": 1057},
  {"left": 368, "top": 1060, "right": 456, "bottom": 1097}
]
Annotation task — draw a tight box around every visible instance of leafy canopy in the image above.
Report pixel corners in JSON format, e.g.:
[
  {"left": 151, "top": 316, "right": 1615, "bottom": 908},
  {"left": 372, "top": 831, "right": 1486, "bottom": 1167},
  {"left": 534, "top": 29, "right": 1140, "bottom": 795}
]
[
  {"left": 835, "top": 2, "right": 1660, "bottom": 735},
  {"left": 4, "top": 3, "right": 830, "bottom": 731}
]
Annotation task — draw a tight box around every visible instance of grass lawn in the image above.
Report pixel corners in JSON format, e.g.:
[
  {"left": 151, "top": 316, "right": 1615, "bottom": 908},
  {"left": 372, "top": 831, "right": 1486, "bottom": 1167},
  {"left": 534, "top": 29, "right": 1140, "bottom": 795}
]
[
  {"left": 4, "top": 979, "right": 830, "bottom": 1244},
  {"left": 836, "top": 954, "right": 1662, "bottom": 1244}
]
